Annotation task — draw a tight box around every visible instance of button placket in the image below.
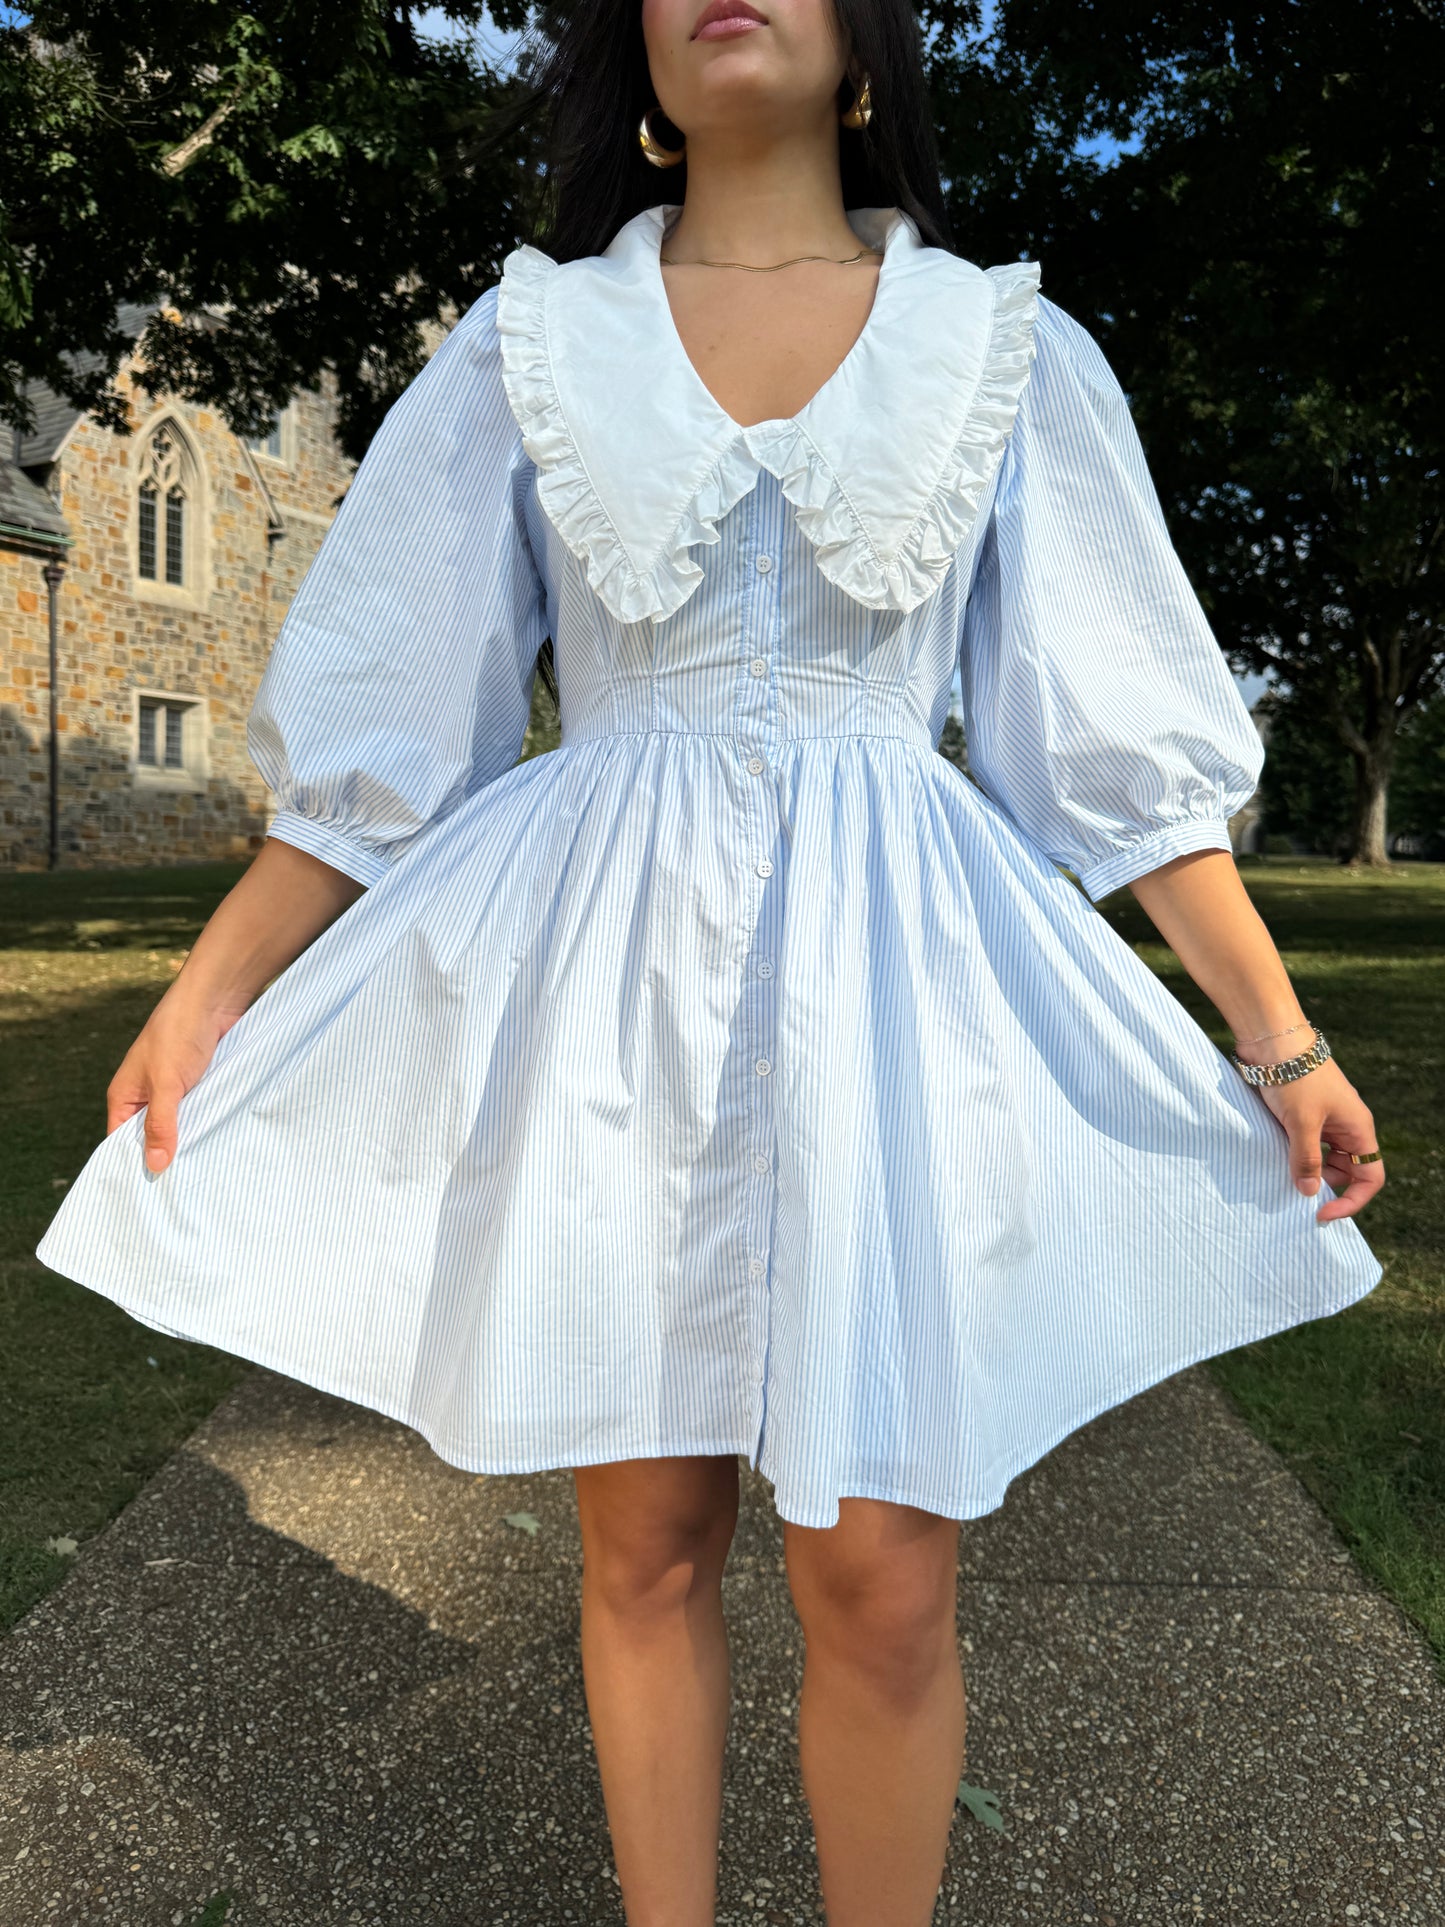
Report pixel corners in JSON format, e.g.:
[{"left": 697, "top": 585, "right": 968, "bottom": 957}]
[{"left": 735, "top": 491, "right": 784, "bottom": 1459}]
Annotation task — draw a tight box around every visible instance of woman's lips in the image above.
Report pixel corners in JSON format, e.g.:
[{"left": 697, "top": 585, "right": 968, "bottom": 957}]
[
  {"left": 692, "top": 2, "right": 769, "bottom": 41},
  {"left": 696, "top": 14, "right": 766, "bottom": 36}
]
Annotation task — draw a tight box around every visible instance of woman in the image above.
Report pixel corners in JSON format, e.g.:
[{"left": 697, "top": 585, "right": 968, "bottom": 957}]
[{"left": 37, "top": 2, "right": 1386, "bottom": 1922}]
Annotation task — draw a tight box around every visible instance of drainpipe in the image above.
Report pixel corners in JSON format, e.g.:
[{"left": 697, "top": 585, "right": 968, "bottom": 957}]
[
  {"left": 237, "top": 436, "right": 287, "bottom": 545},
  {"left": 43, "top": 554, "right": 66, "bottom": 869}
]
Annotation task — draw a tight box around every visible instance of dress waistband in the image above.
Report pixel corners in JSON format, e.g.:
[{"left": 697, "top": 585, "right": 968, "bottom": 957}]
[{"left": 563, "top": 718, "right": 938, "bottom": 754}]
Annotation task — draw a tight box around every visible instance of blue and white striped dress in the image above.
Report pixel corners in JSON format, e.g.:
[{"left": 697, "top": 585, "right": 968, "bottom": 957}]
[{"left": 36, "top": 203, "right": 1383, "bottom": 1530}]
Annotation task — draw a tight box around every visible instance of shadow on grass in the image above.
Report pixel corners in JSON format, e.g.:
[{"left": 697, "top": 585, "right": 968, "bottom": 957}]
[{"left": 0, "top": 859, "right": 246, "bottom": 955}]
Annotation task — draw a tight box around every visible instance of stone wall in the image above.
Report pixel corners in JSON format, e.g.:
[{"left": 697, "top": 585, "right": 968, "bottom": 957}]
[{"left": 1, "top": 365, "right": 352, "bottom": 871}]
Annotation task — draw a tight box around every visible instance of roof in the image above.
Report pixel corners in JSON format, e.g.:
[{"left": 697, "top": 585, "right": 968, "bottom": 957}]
[
  {"left": 13, "top": 302, "right": 157, "bottom": 466},
  {"left": 0, "top": 460, "right": 69, "bottom": 549}
]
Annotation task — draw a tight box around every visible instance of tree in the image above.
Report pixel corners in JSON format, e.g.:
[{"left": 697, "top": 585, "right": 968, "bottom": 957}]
[
  {"left": 1381, "top": 692, "right": 1445, "bottom": 853},
  {"left": 0, "top": 0, "right": 539, "bottom": 460},
  {"left": 6, "top": 1, "right": 1439, "bottom": 859},
  {"left": 928, "top": 0, "right": 1444, "bottom": 867}
]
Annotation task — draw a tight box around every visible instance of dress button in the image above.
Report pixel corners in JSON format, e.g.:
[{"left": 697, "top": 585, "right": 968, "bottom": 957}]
[
  {"left": 756, "top": 857, "right": 773, "bottom": 877},
  {"left": 749, "top": 656, "right": 767, "bottom": 677},
  {"left": 757, "top": 959, "right": 774, "bottom": 978},
  {"left": 753, "top": 1154, "right": 770, "bottom": 1174},
  {"left": 755, "top": 1057, "right": 771, "bottom": 1076},
  {"left": 755, "top": 553, "right": 773, "bottom": 574},
  {"left": 749, "top": 1257, "right": 765, "bottom": 1277},
  {"left": 747, "top": 756, "right": 765, "bottom": 775}
]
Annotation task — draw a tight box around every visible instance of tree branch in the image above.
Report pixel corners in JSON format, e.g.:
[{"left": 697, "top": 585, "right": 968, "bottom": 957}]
[{"left": 159, "top": 83, "right": 245, "bottom": 177}]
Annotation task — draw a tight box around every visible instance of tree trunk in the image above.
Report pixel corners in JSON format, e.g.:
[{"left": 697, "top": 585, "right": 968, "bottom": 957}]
[{"left": 1346, "top": 740, "right": 1395, "bottom": 866}]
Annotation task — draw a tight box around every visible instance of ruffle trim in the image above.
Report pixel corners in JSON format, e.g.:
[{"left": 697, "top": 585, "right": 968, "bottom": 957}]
[
  {"left": 496, "top": 243, "right": 762, "bottom": 627},
  {"left": 767, "top": 259, "right": 1042, "bottom": 614},
  {"left": 495, "top": 243, "right": 1041, "bottom": 625}
]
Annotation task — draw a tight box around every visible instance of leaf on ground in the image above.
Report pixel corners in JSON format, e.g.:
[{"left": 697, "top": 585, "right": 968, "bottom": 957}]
[
  {"left": 956, "top": 1778, "right": 1006, "bottom": 1832},
  {"left": 45, "top": 1535, "right": 79, "bottom": 1557},
  {"left": 503, "top": 1510, "right": 541, "bottom": 1536}
]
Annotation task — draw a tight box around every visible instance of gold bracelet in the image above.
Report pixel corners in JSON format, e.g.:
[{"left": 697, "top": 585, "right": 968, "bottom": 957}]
[{"left": 1233, "top": 1017, "right": 1313, "bottom": 1046}]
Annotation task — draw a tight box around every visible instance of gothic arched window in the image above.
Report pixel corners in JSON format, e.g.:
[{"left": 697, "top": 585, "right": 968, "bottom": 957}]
[{"left": 137, "top": 421, "right": 193, "bottom": 587}]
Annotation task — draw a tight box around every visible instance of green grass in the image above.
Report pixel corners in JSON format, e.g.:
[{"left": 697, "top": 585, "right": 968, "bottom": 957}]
[
  {"left": 1, "top": 862, "right": 254, "bottom": 1630},
  {"left": 188, "top": 1894, "right": 236, "bottom": 1927},
  {"left": 2, "top": 855, "right": 1442, "bottom": 1677},
  {"left": 1101, "top": 857, "right": 1444, "bottom": 1672}
]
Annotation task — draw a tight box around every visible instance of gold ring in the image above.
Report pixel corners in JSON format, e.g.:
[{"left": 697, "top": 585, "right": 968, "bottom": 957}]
[{"left": 1349, "top": 1149, "right": 1383, "bottom": 1164}]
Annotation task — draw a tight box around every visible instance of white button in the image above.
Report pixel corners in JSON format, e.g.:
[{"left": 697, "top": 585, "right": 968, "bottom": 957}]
[
  {"left": 756, "top": 857, "right": 773, "bottom": 877},
  {"left": 755, "top": 1057, "right": 771, "bottom": 1076},
  {"left": 749, "top": 657, "right": 768, "bottom": 677},
  {"left": 755, "top": 553, "right": 773, "bottom": 574},
  {"left": 747, "top": 756, "right": 765, "bottom": 775},
  {"left": 753, "top": 1154, "right": 770, "bottom": 1174},
  {"left": 749, "top": 1258, "right": 765, "bottom": 1276},
  {"left": 757, "top": 959, "right": 774, "bottom": 978}
]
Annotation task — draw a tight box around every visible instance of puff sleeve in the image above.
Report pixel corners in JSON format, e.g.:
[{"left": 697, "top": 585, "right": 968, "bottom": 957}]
[
  {"left": 957, "top": 294, "right": 1264, "bottom": 903},
  {"left": 246, "top": 285, "right": 549, "bottom": 888}
]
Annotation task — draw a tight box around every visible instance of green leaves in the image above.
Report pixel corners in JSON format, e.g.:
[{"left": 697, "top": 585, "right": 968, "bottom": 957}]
[
  {"left": 955, "top": 1777, "right": 1006, "bottom": 1832},
  {"left": 936, "top": 0, "right": 1444, "bottom": 861},
  {"left": 1, "top": 1, "right": 542, "bottom": 459}
]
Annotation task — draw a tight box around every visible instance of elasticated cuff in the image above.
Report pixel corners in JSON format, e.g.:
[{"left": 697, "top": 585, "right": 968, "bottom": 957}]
[
  {"left": 1078, "top": 818, "right": 1236, "bottom": 902},
  {"left": 263, "top": 809, "right": 392, "bottom": 889}
]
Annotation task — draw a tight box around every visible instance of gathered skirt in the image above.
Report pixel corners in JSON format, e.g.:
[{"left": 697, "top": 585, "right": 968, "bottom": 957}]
[{"left": 36, "top": 730, "right": 1384, "bottom": 1528}]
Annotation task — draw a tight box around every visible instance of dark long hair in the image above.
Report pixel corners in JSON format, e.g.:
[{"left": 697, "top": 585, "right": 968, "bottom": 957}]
[{"left": 474, "top": 0, "right": 956, "bottom": 711}]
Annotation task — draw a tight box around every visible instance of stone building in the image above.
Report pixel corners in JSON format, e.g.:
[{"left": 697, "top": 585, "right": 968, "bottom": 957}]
[{"left": 1, "top": 309, "right": 355, "bottom": 872}]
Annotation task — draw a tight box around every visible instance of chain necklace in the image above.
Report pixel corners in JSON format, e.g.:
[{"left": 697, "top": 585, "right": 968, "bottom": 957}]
[{"left": 659, "top": 243, "right": 884, "bottom": 271}]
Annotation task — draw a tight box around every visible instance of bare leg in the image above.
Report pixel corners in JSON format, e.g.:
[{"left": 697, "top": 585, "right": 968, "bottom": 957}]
[
  {"left": 783, "top": 1498, "right": 966, "bottom": 1927},
  {"left": 572, "top": 1454, "right": 740, "bottom": 1927}
]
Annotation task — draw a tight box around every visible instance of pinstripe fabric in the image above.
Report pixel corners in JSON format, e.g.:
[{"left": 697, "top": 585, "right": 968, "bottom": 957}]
[{"left": 36, "top": 215, "right": 1383, "bottom": 1531}]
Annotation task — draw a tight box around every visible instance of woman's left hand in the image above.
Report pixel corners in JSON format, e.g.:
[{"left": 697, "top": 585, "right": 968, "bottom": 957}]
[{"left": 1255, "top": 1060, "right": 1385, "bottom": 1223}]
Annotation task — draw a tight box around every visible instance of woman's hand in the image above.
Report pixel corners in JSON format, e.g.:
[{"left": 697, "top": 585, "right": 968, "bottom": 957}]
[
  {"left": 1124, "top": 849, "right": 1386, "bottom": 1226},
  {"left": 103, "top": 836, "right": 368, "bottom": 1174},
  {"left": 1252, "top": 1057, "right": 1385, "bottom": 1224},
  {"left": 107, "top": 990, "right": 248, "bottom": 1174}
]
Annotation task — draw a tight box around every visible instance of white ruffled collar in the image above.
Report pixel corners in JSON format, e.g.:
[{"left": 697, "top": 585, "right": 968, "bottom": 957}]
[{"left": 495, "top": 201, "right": 1040, "bottom": 627}]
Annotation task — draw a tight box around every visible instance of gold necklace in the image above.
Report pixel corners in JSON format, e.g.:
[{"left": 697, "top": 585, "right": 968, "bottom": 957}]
[{"left": 659, "top": 243, "right": 884, "bottom": 271}]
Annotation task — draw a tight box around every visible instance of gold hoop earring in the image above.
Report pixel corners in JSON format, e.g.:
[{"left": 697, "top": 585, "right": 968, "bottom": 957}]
[
  {"left": 639, "top": 106, "right": 686, "bottom": 169},
  {"left": 841, "top": 72, "right": 872, "bottom": 130}
]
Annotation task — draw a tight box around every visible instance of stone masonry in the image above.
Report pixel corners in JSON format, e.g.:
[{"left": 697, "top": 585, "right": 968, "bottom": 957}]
[{"left": 1, "top": 343, "right": 354, "bottom": 872}]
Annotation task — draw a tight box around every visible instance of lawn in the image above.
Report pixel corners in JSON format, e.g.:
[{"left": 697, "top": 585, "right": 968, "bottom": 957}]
[
  {"left": 2, "top": 855, "right": 1441, "bottom": 1674},
  {"left": 0, "top": 862, "right": 253, "bottom": 1628},
  {"left": 1102, "top": 858, "right": 1443, "bottom": 1672}
]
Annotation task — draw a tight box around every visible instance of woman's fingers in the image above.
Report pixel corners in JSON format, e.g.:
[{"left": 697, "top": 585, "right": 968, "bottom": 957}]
[
  {"left": 1314, "top": 1156, "right": 1386, "bottom": 1222},
  {"left": 104, "top": 1006, "right": 223, "bottom": 1169},
  {"left": 1265, "top": 1077, "right": 1385, "bottom": 1223},
  {"left": 106, "top": 1067, "right": 150, "bottom": 1137},
  {"left": 1315, "top": 1120, "right": 1386, "bottom": 1224},
  {"left": 141, "top": 1081, "right": 182, "bottom": 1173},
  {"left": 1285, "top": 1107, "right": 1327, "bottom": 1196}
]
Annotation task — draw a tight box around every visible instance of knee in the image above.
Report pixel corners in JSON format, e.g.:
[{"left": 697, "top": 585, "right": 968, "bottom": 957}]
[
  {"left": 789, "top": 1539, "right": 957, "bottom": 1705},
  {"left": 576, "top": 1464, "right": 738, "bottom": 1621}
]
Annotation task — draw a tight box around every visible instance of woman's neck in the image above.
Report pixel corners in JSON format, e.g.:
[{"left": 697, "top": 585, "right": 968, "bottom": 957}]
[{"left": 658, "top": 149, "right": 861, "bottom": 266}]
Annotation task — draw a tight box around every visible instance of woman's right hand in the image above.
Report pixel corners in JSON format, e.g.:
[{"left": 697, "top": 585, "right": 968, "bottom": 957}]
[
  {"left": 107, "top": 991, "right": 250, "bottom": 1173},
  {"left": 103, "top": 836, "right": 369, "bottom": 1173}
]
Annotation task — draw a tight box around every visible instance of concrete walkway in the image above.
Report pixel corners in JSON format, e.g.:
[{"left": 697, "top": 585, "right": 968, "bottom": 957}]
[{"left": 1, "top": 1363, "right": 1441, "bottom": 1926}]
